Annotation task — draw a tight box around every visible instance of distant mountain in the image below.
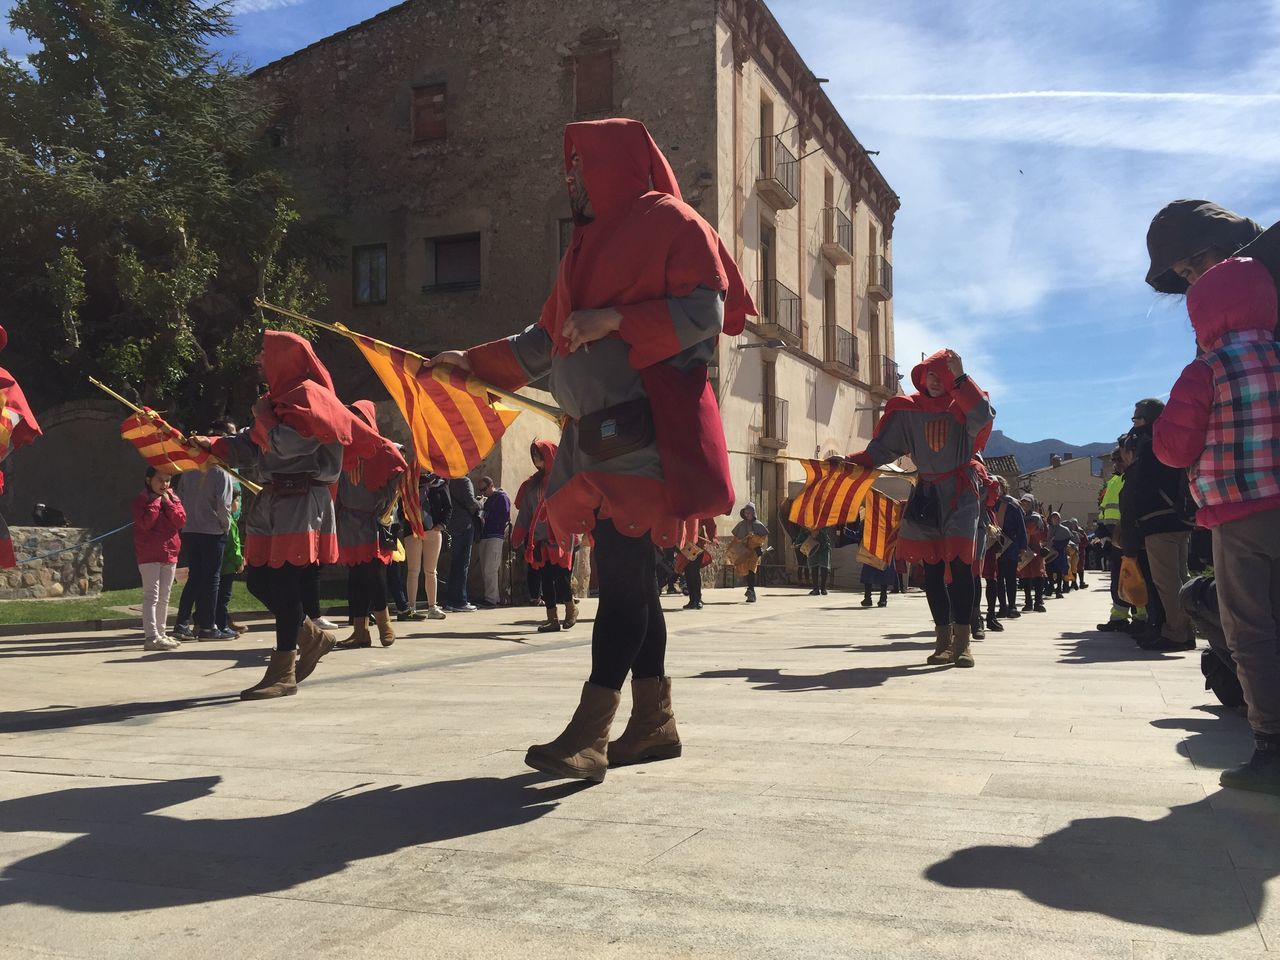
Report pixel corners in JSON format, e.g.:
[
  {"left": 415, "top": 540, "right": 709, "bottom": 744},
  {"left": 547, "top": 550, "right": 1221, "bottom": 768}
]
[{"left": 983, "top": 430, "right": 1114, "bottom": 473}]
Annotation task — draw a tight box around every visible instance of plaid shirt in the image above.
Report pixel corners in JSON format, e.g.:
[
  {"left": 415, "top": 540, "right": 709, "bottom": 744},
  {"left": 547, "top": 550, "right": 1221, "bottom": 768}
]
[{"left": 1191, "top": 331, "right": 1280, "bottom": 510}]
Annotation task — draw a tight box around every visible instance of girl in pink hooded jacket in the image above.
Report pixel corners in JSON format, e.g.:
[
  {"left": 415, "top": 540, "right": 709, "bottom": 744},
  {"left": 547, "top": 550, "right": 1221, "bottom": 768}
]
[{"left": 1154, "top": 256, "right": 1280, "bottom": 795}]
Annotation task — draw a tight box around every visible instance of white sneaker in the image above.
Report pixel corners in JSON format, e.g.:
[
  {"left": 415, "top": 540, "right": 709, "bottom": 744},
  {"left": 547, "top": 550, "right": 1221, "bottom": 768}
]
[
  {"left": 313, "top": 617, "right": 339, "bottom": 630},
  {"left": 143, "top": 636, "right": 180, "bottom": 652},
  {"left": 427, "top": 607, "right": 447, "bottom": 620}
]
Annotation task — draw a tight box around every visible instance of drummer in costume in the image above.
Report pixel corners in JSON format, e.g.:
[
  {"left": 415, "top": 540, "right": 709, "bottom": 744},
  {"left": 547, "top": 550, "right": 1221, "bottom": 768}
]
[
  {"left": 676, "top": 517, "right": 717, "bottom": 610},
  {"left": 512, "top": 440, "right": 578, "bottom": 633},
  {"left": 1018, "top": 494, "right": 1048, "bottom": 613},
  {"left": 730, "top": 503, "right": 769, "bottom": 603},
  {"left": 840, "top": 350, "right": 994, "bottom": 668},
  {"left": 429, "top": 118, "right": 755, "bottom": 781}
]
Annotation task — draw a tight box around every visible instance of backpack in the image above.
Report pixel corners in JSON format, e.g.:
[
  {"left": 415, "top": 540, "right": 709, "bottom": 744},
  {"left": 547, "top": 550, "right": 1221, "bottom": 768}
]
[{"left": 1182, "top": 576, "right": 1245, "bottom": 709}]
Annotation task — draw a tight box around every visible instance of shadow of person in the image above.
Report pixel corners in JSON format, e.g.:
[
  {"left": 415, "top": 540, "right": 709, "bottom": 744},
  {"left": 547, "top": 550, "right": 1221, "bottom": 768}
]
[
  {"left": 0, "top": 638, "right": 141, "bottom": 659},
  {"left": 0, "top": 696, "right": 240, "bottom": 734},
  {"left": 1151, "top": 711, "right": 1253, "bottom": 771},
  {"left": 1056, "top": 632, "right": 1179, "bottom": 665},
  {"left": 696, "top": 663, "right": 950, "bottom": 692},
  {"left": 0, "top": 772, "right": 590, "bottom": 912},
  {"left": 924, "top": 798, "right": 1275, "bottom": 935}
]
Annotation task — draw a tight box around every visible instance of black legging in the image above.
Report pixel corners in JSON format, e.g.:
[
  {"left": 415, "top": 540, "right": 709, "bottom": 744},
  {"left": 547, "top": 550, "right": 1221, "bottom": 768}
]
[
  {"left": 540, "top": 563, "right": 572, "bottom": 615},
  {"left": 985, "top": 575, "right": 1001, "bottom": 617},
  {"left": 1022, "top": 576, "right": 1045, "bottom": 607},
  {"left": 922, "top": 559, "right": 975, "bottom": 626},
  {"left": 301, "top": 562, "right": 322, "bottom": 619},
  {"left": 588, "top": 518, "right": 667, "bottom": 691},
  {"left": 245, "top": 563, "right": 306, "bottom": 651},
  {"left": 814, "top": 567, "right": 830, "bottom": 591},
  {"left": 999, "top": 555, "right": 1019, "bottom": 612},
  {"left": 346, "top": 560, "right": 388, "bottom": 618},
  {"left": 687, "top": 563, "right": 703, "bottom": 605}
]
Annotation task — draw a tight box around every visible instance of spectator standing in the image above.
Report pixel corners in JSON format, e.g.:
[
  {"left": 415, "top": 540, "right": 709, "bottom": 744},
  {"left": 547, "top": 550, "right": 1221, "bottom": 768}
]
[
  {"left": 445, "top": 475, "right": 481, "bottom": 612},
  {"left": 1096, "top": 447, "right": 1132, "bottom": 631},
  {"left": 475, "top": 475, "right": 510, "bottom": 607},
  {"left": 173, "top": 419, "right": 235, "bottom": 639},
  {"left": 1124, "top": 398, "right": 1197, "bottom": 651},
  {"left": 214, "top": 486, "right": 244, "bottom": 638},
  {"left": 402, "top": 472, "right": 449, "bottom": 621},
  {"left": 1154, "top": 257, "right": 1280, "bottom": 793},
  {"left": 132, "top": 467, "right": 186, "bottom": 651}
]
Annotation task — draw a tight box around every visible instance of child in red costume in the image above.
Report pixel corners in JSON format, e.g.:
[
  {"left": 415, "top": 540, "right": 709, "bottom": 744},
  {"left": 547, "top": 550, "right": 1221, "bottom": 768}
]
[
  {"left": 429, "top": 118, "right": 755, "bottom": 782},
  {"left": 512, "top": 440, "right": 578, "bottom": 633}
]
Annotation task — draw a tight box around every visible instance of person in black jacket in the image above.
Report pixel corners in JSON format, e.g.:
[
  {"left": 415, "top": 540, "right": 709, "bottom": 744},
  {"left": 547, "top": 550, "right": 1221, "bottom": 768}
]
[
  {"left": 1120, "top": 399, "right": 1197, "bottom": 651},
  {"left": 445, "top": 476, "right": 482, "bottom": 612}
]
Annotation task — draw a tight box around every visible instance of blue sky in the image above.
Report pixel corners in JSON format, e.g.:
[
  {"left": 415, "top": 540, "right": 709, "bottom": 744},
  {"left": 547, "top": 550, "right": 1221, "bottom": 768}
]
[{"left": 5, "top": 0, "right": 1279, "bottom": 444}]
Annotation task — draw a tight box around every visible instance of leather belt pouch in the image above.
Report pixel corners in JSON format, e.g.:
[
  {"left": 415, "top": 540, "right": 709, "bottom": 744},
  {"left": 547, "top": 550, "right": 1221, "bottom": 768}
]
[{"left": 577, "top": 398, "right": 654, "bottom": 462}]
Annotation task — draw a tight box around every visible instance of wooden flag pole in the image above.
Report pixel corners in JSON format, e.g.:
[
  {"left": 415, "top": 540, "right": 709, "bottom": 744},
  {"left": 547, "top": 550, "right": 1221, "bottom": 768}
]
[
  {"left": 88, "top": 378, "right": 263, "bottom": 494},
  {"left": 254, "top": 299, "right": 565, "bottom": 424}
]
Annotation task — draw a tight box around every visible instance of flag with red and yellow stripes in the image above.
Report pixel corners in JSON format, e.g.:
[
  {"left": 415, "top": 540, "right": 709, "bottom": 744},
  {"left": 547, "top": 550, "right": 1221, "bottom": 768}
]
[
  {"left": 788, "top": 459, "right": 880, "bottom": 531},
  {"left": 121, "top": 409, "right": 213, "bottom": 475},
  {"left": 347, "top": 333, "right": 520, "bottom": 479},
  {"left": 859, "top": 488, "right": 904, "bottom": 569},
  {"left": 398, "top": 460, "right": 426, "bottom": 538}
]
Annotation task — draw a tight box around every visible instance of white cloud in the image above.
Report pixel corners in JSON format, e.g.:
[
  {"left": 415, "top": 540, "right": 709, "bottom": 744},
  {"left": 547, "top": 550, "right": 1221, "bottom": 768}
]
[{"left": 233, "top": 0, "right": 309, "bottom": 13}]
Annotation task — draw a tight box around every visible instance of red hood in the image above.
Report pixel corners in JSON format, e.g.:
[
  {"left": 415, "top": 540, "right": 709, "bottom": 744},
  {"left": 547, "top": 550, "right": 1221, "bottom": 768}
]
[
  {"left": 262, "top": 331, "right": 334, "bottom": 397},
  {"left": 1187, "top": 256, "right": 1277, "bottom": 351},
  {"left": 342, "top": 399, "right": 407, "bottom": 490},
  {"left": 530, "top": 439, "right": 558, "bottom": 478},
  {"left": 875, "top": 348, "right": 991, "bottom": 454},
  {"left": 565, "top": 118, "right": 681, "bottom": 220},
  {"left": 349, "top": 400, "right": 379, "bottom": 432}
]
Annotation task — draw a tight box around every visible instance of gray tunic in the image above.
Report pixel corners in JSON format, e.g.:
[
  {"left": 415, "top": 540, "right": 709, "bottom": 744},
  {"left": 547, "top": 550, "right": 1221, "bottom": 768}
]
[
  {"left": 863, "top": 380, "right": 995, "bottom": 563},
  {"left": 220, "top": 424, "right": 343, "bottom": 568},
  {"left": 501, "top": 286, "right": 724, "bottom": 511}
]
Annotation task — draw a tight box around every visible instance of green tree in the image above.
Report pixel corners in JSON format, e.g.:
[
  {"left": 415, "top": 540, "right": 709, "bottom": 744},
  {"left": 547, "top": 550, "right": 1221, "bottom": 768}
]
[{"left": 0, "top": 0, "right": 330, "bottom": 422}]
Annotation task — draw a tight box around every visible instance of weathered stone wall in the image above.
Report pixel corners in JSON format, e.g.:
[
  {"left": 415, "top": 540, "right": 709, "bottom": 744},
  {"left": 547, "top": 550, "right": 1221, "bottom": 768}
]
[
  {"left": 1, "top": 527, "right": 104, "bottom": 600},
  {"left": 2, "top": 399, "right": 147, "bottom": 591},
  {"left": 253, "top": 0, "right": 719, "bottom": 492}
]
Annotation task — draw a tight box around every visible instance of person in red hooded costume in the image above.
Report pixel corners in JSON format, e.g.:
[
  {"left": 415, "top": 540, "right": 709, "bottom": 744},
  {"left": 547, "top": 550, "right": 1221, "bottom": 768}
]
[
  {"left": 199, "top": 332, "right": 401, "bottom": 701},
  {"left": 0, "top": 325, "right": 42, "bottom": 568},
  {"left": 333, "top": 400, "right": 407, "bottom": 650},
  {"left": 839, "top": 350, "right": 994, "bottom": 668},
  {"left": 430, "top": 118, "right": 755, "bottom": 782},
  {"left": 511, "top": 440, "right": 578, "bottom": 633}
]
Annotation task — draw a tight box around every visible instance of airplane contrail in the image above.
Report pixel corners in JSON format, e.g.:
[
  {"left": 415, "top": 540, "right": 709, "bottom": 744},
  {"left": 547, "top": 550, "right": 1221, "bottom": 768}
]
[{"left": 849, "top": 90, "right": 1280, "bottom": 104}]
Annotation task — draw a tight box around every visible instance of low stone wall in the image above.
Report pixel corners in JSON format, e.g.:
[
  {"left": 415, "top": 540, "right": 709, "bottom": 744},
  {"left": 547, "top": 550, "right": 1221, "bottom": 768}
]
[{"left": 1, "top": 526, "right": 104, "bottom": 599}]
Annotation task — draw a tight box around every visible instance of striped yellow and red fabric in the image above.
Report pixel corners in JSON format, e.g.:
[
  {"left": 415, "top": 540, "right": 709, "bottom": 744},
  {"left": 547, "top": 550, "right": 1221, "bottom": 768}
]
[
  {"left": 347, "top": 333, "right": 520, "bottom": 479},
  {"left": 788, "top": 459, "right": 880, "bottom": 530},
  {"left": 0, "top": 397, "right": 19, "bottom": 465},
  {"left": 121, "top": 409, "right": 213, "bottom": 475},
  {"left": 859, "top": 488, "right": 904, "bottom": 569},
  {"left": 398, "top": 460, "right": 426, "bottom": 538}
]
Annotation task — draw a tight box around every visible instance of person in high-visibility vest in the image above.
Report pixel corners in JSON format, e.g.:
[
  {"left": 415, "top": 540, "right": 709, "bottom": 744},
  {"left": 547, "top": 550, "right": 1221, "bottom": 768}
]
[{"left": 1097, "top": 447, "right": 1143, "bottom": 630}]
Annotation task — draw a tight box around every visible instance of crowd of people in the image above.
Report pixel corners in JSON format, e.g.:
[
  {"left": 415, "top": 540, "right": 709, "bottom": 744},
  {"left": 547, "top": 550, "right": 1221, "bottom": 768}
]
[{"left": 2, "top": 122, "right": 1279, "bottom": 797}]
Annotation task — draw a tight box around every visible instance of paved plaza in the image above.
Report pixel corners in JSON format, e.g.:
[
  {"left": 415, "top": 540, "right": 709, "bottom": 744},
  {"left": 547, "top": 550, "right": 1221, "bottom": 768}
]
[{"left": 0, "top": 582, "right": 1277, "bottom": 959}]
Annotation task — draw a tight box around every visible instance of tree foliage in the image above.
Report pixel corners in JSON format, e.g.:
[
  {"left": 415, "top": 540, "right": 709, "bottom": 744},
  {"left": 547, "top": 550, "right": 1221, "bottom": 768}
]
[{"left": 0, "top": 0, "right": 330, "bottom": 421}]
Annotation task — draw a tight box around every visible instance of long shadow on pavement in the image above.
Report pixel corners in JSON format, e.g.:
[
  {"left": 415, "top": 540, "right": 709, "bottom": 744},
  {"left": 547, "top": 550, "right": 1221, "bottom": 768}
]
[
  {"left": 1057, "top": 631, "right": 1181, "bottom": 665},
  {"left": 1151, "top": 710, "right": 1254, "bottom": 771},
  {"left": 925, "top": 797, "right": 1277, "bottom": 935},
  {"left": 0, "top": 696, "right": 240, "bottom": 733},
  {"left": 0, "top": 773, "right": 589, "bottom": 912},
  {"left": 697, "top": 663, "right": 950, "bottom": 692}
]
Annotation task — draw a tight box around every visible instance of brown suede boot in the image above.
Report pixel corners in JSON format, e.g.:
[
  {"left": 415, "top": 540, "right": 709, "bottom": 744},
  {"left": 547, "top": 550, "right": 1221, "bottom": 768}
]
[
  {"left": 525, "top": 682, "right": 621, "bottom": 782},
  {"left": 562, "top": 597, "right": 579, "bottom": 629},
  {"left": 335, "top": 617, "right": 372, "bottom": 650},
  {"left": 950, "top": 623, "right": 975, "bottom": 668},
  {"left": 926, "top": 624, "right": 954, "bottom": 665},
  {"left": 240, "top": 650, "right": 298, "bottom": 700},
  {"left": 608, "top": 676, "right": 682, "bottom": 766},
  {"left": 373, "top": 608, "right": 396, "bottom": 647},
  {"left": 537, "top": 608, "right": 562, "bottom": 633},
  {"left": 296, "top": 618, "right": 336, "bottom": 682}
]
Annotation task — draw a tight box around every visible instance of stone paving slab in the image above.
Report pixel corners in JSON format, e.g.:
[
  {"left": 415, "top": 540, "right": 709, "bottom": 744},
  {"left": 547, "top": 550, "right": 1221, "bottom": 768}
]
[{"left": 0, "top": 581, "right": 1276, "bottom": 958}]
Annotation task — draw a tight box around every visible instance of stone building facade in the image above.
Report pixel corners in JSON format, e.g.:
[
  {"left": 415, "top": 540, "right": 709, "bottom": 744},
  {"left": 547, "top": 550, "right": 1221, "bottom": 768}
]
[
  {"left": 254, "top": 0, "right": 899, "bottom": 552},
  {"left": 1017, "top": 455, "right": 1110, "bottom": 528}
]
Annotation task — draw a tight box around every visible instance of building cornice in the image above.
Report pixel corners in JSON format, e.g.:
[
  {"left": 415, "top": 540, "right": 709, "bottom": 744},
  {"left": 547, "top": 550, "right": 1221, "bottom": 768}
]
[{"left": 719, "top": 0, "right": 900, "bottom": 236}]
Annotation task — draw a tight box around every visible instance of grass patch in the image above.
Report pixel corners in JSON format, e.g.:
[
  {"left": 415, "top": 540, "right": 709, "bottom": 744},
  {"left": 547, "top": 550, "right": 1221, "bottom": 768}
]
[{"left": 0, "top": 579, "right": 349, "bottom": 626}]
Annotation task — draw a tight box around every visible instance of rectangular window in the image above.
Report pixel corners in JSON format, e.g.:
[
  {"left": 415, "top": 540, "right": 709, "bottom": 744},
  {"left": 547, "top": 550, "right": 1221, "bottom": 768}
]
[
  {"left": 575, "top": 49, "right": 613, "bottom": 115},
  {"left": 412, "top": 83, "right": 447, "bottom": 143},
  {"left": 824, "top": 276, "right": 837, "bottom": 328},
  {"left": 352, "top": 244, "right": 387, "bottom": 306},
  {"left": 759, "top": 98, "right": 774, "bottom": 174},
  {"left": 824, "top": 170, "right": 834, "bottom": 207},
  {"left": 430, "top": 234, "right": 481, "bottom": 291}
]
